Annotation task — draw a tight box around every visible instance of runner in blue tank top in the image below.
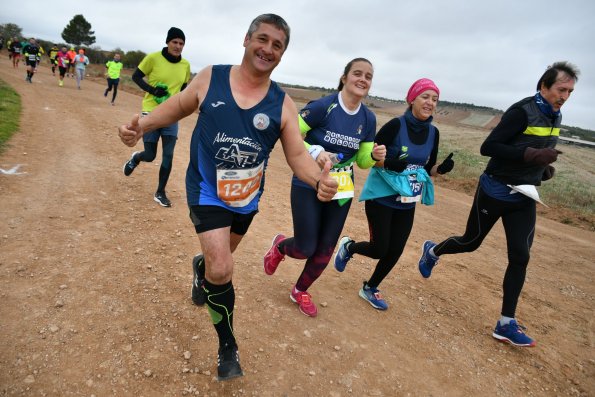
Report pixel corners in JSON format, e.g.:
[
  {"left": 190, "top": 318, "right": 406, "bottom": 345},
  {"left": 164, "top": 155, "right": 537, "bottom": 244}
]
[
  {"left": 118, "top": 14, "right": 338, "bottom": 382},
  {"left": 333, "top": 78, "right": 455, "bottom": 310},
  {"left": 186, "top": 64, "right": 285, "bottom": 213},
  {"left": 263, "top": 58, "right": 387, "bottom": 317}
]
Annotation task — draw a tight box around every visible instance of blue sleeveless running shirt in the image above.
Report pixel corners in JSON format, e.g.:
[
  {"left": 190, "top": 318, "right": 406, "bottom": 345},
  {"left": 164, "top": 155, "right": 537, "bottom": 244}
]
[
  {"left": 185, "top": 65, "right": 285, "bottom": 213},
  {"left": 292, "top": 92, "right": 376, "bottom": 189},
  {"left": 375, "top": 115, "right": 435, "bottom": 209}
]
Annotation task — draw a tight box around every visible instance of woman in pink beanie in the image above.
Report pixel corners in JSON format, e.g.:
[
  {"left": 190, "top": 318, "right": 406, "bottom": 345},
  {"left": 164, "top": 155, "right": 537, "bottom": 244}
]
[{"left": 333, "top": 77, "right": 454, "bottom": 310}]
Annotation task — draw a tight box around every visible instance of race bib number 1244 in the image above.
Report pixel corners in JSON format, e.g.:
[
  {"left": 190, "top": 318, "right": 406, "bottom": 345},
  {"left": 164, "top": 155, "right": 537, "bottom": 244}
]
[{"left": 216, "top": 163, "right": 264, "bottom": 207}]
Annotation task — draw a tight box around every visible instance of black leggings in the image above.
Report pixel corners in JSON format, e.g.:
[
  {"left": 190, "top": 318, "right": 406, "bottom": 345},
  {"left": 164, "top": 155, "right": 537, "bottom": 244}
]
[
  {"left": 433, "top": 184, "right": 535, "bottom": 318},
  {"left": 279, "top": 184, "right": 352, "bottom": 291},
  {"left": 137, "top": 135, "right": 177, "bottom": 192},
  {"left": 106, "top": 78, "right": 119, "bottom": 102},
  {"left": 349, "top": 200, "right": 416, "bottom": 288}
]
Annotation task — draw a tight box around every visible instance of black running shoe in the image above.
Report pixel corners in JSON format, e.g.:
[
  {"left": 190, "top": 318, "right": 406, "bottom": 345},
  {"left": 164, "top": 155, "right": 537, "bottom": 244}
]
[
  {"left": 154, "top": 191, "right": 171, "bottom": 207},
  {"left": 104, "top": 89, "right": 108, "bottom": 97},
  {"left": 217, "top": 343, "right": 243, "bottom": 381},
  {"left": 123, "top": 151, "right": 140, "bottom": 176},
  {"left": 191, "top": 254, "right": 205, "bottom": 306}
]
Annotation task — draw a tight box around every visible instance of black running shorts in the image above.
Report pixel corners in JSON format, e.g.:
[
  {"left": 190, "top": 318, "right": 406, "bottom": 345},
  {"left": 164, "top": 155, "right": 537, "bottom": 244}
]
[{"left": 189, "top": 205, "right": 257, "bottom": 235}]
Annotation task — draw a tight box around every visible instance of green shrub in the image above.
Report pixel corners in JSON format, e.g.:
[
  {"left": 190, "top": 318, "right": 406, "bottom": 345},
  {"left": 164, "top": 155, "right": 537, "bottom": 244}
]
[{"left": 0, "top": 79, "right": 21, "bottom": 153}]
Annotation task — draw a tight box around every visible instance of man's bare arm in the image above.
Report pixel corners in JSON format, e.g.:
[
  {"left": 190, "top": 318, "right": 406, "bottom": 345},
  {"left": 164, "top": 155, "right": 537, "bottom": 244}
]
[
  {"left": 118, "top": 66, "right": 212, "bottom": 146},
  {"left": 279, "top": 95, "right": 337, "bottom": 201}
]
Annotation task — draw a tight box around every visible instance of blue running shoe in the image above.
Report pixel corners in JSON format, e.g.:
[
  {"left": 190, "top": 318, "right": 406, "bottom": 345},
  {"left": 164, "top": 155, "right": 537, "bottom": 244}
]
[
  {"left": 334, "top": 236, "right": 353, "bottom": 272},
  {"left": 492, "top": 320, "right": 536, "bottom": 347},
  {"left": 418, "top": 240, "right": 439, "bottom": 278},
  {"left": 358, "top": 282, "right": 388, "bottom": 310}
]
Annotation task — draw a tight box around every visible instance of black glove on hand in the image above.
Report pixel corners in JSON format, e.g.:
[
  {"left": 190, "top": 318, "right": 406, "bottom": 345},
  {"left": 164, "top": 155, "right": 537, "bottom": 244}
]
[
  {"left": 152, "top": 86, "right": 168, "bottom": 98},
  {"left": 542, "top": 165, "right": 556, "bottom": 181},
  {"left": 437, "top": 152, "right": 455, "bottom": 174},
  {"left": 523, "top": 147, "right": 561, "bottom": 166},
  {"left": 383, "top": 158, "right": 408, "bottom": 172}
]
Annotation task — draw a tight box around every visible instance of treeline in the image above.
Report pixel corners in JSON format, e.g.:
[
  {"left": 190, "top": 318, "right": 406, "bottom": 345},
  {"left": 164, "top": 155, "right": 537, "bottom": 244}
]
[
  {"left": 436, "top": 100, "right": 502, "bottom": 114},
  {"left": 280, "top": 83, "right": 503, "bottom": 113},
  {"left": 561, "top": 126, "right": 595, "bottom": 142}
]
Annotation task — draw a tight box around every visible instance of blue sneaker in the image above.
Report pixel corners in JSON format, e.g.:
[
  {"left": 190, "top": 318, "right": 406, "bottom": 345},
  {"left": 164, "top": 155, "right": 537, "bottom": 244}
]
[
  {"left": 492, "top": 320, "right": 536, "bottom": 347},
  {"left": 418, "top": 240, "right": 439, "bottom": 278},
  {"left": 334, "top": 236, "right": 353, "bottom": 272},
  {"left": 358, "top": 283, "right": 388, "bottom": 310}
]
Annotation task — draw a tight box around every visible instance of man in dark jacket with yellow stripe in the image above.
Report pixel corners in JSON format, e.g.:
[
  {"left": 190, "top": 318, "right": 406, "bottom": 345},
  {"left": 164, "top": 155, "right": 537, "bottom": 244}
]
[{"left": 418, "top": 61, "right": 579, "bottom": 347}]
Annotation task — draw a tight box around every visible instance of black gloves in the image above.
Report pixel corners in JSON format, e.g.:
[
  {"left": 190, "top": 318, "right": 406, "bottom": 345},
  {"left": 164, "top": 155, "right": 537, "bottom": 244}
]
[
  {"left": 437, "top": 152, "right": 454, "bottom": 174},
  {"left": 152, "top": 86, "right": 169, "bottom": 98},
  {"left": 542, "top": 165, "right": 556, "bottom": 181},
  {"left": 383, "top": 158, "right": 408, "bottom": 172},
  {"left": 523, "top": 147, "right": 561, "bottom": 166}
]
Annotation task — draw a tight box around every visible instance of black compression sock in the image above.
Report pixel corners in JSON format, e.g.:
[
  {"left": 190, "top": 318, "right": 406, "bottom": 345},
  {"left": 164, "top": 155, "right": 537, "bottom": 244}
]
[{"left": 203, "top": 279, "right": 236, "bottom": 347}]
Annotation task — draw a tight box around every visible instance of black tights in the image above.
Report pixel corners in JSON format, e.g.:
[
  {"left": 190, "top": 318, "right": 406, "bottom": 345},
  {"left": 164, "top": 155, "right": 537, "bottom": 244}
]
[
  {"left": 279, "top": 184, "right": 351, "bottom": 292},
  {"left": 106, "top": 78, "right": 119, "bottom": 102},
  {"left": 349, "top": 200, "right": 416, "bottom": 288},
  {"left": 136, "top": 135, "right": 177, "bottom": 192},
  {"left": 433, "top": 184, "right": 535, "bottom": 318}
]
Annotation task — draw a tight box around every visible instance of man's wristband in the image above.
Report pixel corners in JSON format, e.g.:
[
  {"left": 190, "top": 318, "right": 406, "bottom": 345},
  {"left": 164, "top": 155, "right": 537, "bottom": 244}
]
[
  {"left": 371, "top": 152, "right": 379, "bottom": 161},
  {"left": 316, "top": 180, "right": 320, "bottom": 191}
]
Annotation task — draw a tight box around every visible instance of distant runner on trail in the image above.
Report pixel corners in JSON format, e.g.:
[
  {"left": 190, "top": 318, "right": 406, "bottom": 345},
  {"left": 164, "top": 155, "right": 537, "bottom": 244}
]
[
  {"left": 416, "top": 61, "right": 580, "bottom": 347},
  {"left": 118, "top": 14, "right": 338, "bottom": 381},
  {"left": 263, "top": 58, "right": 385, "bottom": 318},
  {"left": 55, "top": 46, "right": 70, "bottom": 87},
  {"left": 66, "top": 47, "right": 76, "bottom": 78},
  {"left": 333, "top": 78, "right": 455, "bottom": 311},
  {"left": 22, "top": 38, "right": 40, "bottom": 83},
  {"left": 48, "top": 44, "right": 59, "bottom": 76},
  {"left": 72, "top": 49, "right": 89, "bottom": 90},
  {"left": 9, "top": 37, "right": 21, "bottom": 68},
  {"left": 104, "top": 53, "right": 123, "bottom": 105},
  {"left": 121, "top": 27, "right": 191, "bottom": 208}
]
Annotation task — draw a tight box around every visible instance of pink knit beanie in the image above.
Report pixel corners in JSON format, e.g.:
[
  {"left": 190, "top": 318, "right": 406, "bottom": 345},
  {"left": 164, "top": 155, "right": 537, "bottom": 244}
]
[{"left": 406, "top": 78, "right": 440, "bottom": 103}]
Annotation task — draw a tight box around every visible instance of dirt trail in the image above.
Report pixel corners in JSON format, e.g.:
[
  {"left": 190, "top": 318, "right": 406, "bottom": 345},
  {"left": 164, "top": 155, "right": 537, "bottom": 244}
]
[{"left": 1, "top": 57, "right": 594, "bottom": 397}]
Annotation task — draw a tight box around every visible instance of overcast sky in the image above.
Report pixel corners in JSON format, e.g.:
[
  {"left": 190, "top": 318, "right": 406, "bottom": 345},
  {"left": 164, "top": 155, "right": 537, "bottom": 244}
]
[{"left": 2, "top": 0, "right": 594, "bottom": 130}]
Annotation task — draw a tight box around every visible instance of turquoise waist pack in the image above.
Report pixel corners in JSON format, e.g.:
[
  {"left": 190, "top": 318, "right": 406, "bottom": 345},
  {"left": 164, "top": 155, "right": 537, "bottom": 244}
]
[{"left": 359, "top": 167, "right": 434, "bottom": 205}]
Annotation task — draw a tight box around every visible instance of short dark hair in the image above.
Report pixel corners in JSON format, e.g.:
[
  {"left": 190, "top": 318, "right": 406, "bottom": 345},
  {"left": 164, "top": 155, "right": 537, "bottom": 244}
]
[
  {"left": 536, "top": 61, "right": 580, "bottom": 91},
  {"left": 247, "top": 14, "right": 290, "bottom": 49},
  {"left": 337, "top": 58, "right": 373, "bottom": 91}
]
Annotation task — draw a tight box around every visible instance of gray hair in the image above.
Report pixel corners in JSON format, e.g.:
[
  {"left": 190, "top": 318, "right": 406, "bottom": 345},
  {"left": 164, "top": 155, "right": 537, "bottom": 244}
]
[{"left": 247, "top": 14, "right": 290, "bottom": 49}]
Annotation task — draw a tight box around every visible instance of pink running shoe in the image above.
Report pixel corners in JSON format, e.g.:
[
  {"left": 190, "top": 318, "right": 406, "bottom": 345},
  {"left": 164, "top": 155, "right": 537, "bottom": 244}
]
[
  {"left": 264, "top": 234, "right": 286, "bottom": 275},
  {"left": 290, "top": 286, "right": 318, "bottom": 317}
]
